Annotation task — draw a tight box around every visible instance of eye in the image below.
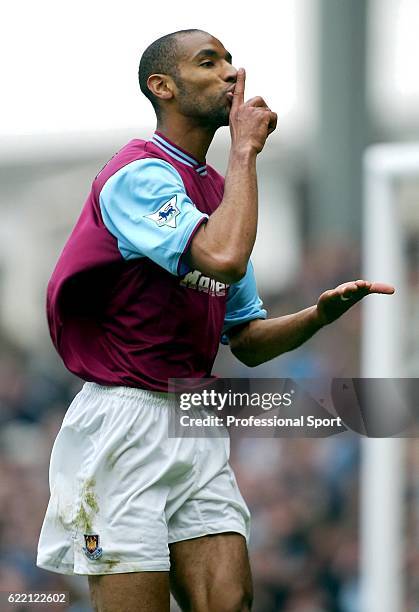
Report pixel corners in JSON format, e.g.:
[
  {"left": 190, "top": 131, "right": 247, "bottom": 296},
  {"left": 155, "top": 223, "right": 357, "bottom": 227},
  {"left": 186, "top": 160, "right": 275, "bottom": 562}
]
[{"left": 200, "top": 61, "right": 214, "bottom": 67}]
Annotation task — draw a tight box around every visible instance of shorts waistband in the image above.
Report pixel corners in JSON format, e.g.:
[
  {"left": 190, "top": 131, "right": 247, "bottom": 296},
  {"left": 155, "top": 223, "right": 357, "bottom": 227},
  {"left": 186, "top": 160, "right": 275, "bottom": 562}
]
[{"left": 82, "top": 382, "right": 175, "bottom": 403}]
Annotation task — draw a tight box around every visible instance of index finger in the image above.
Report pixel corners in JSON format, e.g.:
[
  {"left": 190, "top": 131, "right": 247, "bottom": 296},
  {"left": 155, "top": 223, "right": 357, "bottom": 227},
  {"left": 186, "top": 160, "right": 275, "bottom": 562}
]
[
  {"left": 368, "top": 281, "right": 395, "bottom": 294},
  {"left": 232, "top": 68, "right": 245, "bottom": 108}
]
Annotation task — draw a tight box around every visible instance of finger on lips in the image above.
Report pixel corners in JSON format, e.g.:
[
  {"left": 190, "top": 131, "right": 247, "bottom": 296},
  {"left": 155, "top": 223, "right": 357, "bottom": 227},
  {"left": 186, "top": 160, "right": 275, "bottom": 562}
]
[{"left": 232, "top": 68, "right": 245, "bottom": 106}]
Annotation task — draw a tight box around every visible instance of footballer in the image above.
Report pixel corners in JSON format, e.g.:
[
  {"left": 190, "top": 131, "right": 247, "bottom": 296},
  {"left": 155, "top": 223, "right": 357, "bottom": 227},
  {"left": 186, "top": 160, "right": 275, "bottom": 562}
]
[{"left": 36, "top": 29, "right": 394, "bottom": 611}]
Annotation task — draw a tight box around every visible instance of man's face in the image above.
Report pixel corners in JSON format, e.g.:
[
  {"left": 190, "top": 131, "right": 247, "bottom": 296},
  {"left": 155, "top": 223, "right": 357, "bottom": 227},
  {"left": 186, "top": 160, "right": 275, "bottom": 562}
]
[{"left": 173, "top": 32, "right": 237, "bottom": 128}]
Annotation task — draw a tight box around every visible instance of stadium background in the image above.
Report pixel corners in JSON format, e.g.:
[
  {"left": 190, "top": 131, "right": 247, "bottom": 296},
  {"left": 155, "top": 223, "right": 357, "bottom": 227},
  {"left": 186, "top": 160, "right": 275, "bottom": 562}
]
[{"left": 0, "top": 1, "right": 418, "bottom": 610}]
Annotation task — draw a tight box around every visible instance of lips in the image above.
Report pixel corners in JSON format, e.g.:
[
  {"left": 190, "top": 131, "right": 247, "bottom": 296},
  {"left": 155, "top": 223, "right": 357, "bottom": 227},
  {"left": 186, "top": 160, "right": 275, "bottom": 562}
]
[{"left": 226, "top": 86, "right": 235, "bottom": 102}]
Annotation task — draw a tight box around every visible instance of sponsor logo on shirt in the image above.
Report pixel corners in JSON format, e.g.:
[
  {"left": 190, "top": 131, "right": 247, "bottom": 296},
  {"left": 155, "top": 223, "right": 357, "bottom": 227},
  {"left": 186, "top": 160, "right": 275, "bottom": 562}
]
[
  {"left": 145, "top": 195, "right": 180, "bottom": 228},
  {"left": 180, "top": 269, "right": 229, "bottom": 297}
]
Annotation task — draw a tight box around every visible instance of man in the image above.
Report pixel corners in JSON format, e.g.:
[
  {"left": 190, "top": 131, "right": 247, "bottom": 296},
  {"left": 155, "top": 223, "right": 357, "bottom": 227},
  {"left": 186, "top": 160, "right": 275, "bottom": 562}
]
[{"left": 36, "top": 29, "right": 394, "bottom": 611}]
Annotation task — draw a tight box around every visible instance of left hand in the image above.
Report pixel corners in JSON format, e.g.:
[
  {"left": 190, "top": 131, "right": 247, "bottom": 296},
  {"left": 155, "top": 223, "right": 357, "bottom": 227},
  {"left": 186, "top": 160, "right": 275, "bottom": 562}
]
[{"left": 316, "top": 279, "right": 395, "bottom": 326}]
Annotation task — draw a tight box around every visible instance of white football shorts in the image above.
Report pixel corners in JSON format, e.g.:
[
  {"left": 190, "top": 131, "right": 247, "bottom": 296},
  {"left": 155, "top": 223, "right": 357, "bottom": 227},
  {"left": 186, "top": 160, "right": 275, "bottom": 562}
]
[{"left": 36, "top": 383, "right": 250, "bottom": 575}]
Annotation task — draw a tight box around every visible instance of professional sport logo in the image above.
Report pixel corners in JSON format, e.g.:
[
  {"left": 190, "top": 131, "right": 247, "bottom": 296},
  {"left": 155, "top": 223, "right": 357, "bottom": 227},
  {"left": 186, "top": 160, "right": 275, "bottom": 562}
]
[
  {"left": 145, "top": 195, "right": 180, "bottom": 228},
  {"left": 83, "top": 534, "right": 103, "bottom": 560}
]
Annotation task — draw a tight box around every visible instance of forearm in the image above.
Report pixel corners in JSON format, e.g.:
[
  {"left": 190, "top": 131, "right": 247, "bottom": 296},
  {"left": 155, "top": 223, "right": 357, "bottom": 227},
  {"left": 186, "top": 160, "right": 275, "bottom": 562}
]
[
  {"left": 229, "top": 306, "right": 323, "bottom": 367},
  {"left": 186, "top": 68, "right": 277, "bottom": 283},
  {"left": 207, "top": 148, "right": 258, "bottom": 271},
  {"left": 187, "top": 147, "right": 258, "bottom": 283}
]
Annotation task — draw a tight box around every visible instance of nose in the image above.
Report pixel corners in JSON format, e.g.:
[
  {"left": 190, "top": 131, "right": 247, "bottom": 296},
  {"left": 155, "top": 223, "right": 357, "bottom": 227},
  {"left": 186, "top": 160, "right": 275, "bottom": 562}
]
[{"left": 223, "top": 62, "right": 237, "bottom": 84}]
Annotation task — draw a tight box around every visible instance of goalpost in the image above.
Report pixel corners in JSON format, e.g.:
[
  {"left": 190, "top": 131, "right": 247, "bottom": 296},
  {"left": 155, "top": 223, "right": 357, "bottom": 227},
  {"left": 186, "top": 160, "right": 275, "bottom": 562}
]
[{"left": 361, "top": 143, "right": 419, "bottom": 612}]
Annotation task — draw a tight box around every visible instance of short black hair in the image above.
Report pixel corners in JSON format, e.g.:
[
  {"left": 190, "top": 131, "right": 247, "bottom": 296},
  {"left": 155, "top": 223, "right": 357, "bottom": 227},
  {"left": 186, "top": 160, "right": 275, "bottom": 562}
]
[{"left": 138, "top": 29, "right": 207, "bottom": 118}]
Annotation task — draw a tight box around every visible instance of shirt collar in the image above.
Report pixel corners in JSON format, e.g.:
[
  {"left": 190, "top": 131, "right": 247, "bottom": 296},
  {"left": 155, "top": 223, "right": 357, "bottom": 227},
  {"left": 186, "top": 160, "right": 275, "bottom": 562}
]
[{"left": 150, "top": 131, "right": 207, "bottom": 176}]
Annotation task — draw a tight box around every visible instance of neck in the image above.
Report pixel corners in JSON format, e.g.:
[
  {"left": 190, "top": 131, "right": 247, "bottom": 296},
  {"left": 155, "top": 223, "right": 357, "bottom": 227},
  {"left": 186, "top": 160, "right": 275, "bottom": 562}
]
[{"left": 155, "top": 117, "right": 216, "bottom": 163}]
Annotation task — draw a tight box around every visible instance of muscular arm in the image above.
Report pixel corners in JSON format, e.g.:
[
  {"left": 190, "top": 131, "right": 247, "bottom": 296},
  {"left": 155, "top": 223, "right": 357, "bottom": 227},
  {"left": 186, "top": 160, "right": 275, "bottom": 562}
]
[
  {"left": 186, "top": 69, "right": 277, "bottom": 284},
  {"left": 186, "top": 149, "right": 258, "bottom": 283},
  {"left": 229, "top": 307, "right": 320, "bottom": 367},
  {"left": 229, "top": 280, "right": 395, "bottom": 367}
]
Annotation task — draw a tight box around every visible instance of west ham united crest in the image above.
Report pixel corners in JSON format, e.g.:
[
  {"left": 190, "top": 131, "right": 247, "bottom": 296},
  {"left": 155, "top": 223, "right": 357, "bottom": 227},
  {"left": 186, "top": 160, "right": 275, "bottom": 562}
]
[{"left": 83, "top": 534, "right": 103, "bottom": 560}]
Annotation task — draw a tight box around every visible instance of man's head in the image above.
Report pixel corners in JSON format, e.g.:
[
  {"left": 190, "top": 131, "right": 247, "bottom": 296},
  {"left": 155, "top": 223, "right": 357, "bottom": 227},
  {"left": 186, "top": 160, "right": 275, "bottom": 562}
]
[{"left": 138, "top": 29, "right": 237, "bottom": 128}]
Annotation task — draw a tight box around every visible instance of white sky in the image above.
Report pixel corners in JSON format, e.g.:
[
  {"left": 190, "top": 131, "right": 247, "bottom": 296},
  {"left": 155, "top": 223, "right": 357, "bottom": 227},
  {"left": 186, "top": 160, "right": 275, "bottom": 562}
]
[{"left": 1, "top": 0, "right": 317, "bottom": 136}]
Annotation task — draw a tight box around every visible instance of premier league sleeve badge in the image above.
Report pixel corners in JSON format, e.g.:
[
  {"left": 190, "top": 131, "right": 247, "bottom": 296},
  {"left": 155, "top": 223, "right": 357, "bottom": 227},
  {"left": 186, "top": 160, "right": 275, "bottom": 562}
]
[
  {"left": 145, "top": 195, "right": 180, "bottom": 228},
  {"left": 83, "top": 534, "right": 103, "bottom": 560}
]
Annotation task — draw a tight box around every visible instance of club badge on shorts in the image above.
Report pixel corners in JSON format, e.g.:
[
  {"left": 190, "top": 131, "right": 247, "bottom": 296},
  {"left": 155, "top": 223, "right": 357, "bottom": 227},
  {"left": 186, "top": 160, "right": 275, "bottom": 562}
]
[{"left": 83, "top": 534, "right": 103, "bottom": 560}]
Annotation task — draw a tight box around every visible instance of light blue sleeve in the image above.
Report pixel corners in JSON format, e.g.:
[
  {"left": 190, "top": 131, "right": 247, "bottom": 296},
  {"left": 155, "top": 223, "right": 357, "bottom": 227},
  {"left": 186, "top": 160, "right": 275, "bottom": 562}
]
[
  {"left": 221, "top": 261, "right": 267, "bottom": 344},
  {"left": 99, "top": 158, "right": 208, "bottom": 275}
]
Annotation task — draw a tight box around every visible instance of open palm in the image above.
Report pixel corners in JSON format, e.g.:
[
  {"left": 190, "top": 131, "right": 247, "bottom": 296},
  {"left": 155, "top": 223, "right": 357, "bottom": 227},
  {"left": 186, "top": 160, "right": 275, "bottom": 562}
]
[{"left": 316, "top": 280, "right": 395, "bottom": 326}]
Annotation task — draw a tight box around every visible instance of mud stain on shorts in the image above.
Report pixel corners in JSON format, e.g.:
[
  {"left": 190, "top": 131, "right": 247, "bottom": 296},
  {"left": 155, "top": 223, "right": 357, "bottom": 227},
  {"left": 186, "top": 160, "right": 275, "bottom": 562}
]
[
  {"left": 105, "top": 452, "right": 118, "bottom": 470},
  {"left": 74, "top": 477, "right": 99, "bottom": 533},
  {"left": 55, "top": 477, "right": 100, "bottom": 535},
  {"left": 103, "top": 559, "right": 120, "bottom": 570}
]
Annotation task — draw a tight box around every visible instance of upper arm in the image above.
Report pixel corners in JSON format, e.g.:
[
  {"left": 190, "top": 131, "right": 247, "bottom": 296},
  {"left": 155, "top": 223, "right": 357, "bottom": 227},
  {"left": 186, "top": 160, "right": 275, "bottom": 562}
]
[
  {"left": 185, "top": 224, "right": 246, "bottom": 284},
  {"left": 99, "top": 158, "right": 208, "bottom": 275},
  {"left": 221, "top": 260, "right": 267, "bottom": 345}
]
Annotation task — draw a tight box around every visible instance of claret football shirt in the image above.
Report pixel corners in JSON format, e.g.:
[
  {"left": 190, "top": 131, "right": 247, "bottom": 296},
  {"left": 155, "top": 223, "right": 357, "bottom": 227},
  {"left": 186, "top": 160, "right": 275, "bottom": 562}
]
[{"left": 47, "top": 131, "right": 266, "bottom": 391}]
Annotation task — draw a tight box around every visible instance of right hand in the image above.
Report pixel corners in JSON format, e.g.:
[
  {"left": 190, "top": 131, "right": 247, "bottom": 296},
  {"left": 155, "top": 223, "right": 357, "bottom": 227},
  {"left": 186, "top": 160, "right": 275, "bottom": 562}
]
[{"left": 229, "top": 68, "right": 278, "bottom": 155}]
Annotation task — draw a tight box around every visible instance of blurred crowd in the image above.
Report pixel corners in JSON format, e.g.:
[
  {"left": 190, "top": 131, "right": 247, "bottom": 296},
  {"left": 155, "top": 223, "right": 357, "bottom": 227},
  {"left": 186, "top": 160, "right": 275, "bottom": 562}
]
[{"left": 0, "top": 244, "right": 418, "bottom": 611}]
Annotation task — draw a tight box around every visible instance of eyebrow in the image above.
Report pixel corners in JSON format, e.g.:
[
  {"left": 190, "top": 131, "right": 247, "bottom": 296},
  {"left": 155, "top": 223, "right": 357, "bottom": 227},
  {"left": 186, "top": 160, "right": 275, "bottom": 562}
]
[{"left": 193, "top": 49, "right": 233, "bottom": 64}]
